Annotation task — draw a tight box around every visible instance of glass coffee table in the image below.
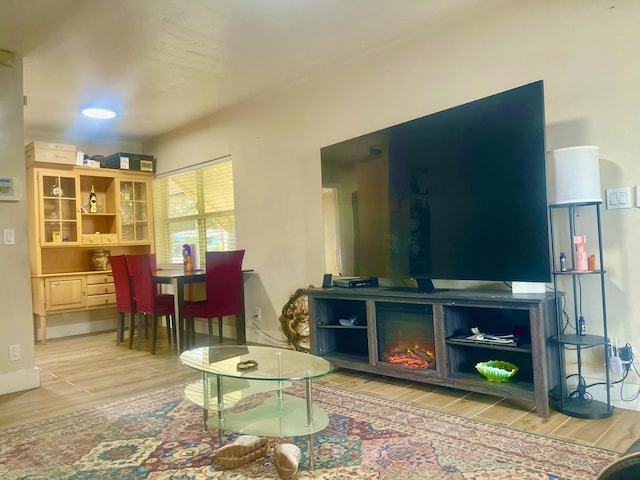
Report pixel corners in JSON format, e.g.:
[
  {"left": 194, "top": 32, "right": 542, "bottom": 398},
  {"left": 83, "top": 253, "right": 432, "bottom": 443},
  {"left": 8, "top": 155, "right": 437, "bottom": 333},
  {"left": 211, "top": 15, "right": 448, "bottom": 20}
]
[{"left": 180, "top": 345, "right": 333, "bottom": 468}]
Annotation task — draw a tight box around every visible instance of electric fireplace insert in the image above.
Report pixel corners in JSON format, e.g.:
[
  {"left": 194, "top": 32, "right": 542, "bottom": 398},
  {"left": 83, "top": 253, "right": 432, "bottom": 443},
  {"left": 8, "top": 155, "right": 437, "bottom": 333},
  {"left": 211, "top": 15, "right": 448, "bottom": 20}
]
[{"left": 376, "top": 302, "right": 436, "bottom": 370}]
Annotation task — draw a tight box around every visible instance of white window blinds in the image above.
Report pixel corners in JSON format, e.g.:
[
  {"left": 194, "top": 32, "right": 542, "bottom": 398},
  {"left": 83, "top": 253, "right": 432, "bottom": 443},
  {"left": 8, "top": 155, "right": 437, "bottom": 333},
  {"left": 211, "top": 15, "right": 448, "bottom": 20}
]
[{"left": 153, "top": 159, "right": 235, "bottom": 265}]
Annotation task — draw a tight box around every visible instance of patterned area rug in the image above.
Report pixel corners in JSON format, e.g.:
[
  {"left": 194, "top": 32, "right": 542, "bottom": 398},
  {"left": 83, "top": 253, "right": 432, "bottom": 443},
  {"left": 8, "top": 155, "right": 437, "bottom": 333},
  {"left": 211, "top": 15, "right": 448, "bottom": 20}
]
[{"left": 0, "top": 382, "right": 620, "bottom": 479}]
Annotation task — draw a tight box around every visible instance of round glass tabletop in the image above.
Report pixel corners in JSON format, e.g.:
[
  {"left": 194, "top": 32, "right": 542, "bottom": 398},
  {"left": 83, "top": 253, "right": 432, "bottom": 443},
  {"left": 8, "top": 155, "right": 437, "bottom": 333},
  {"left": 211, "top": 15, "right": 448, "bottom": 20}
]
[{"left": 180, "top": 345, "right": 333, "bottom": 381}]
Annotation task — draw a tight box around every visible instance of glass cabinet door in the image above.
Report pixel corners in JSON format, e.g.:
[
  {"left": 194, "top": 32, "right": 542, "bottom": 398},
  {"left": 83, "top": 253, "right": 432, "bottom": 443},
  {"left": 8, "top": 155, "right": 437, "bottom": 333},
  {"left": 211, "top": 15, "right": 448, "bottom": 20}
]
[
  {"left": 40, "top": 173, "right": 80, "bottom": 245},
  {"left": 119, "top": 179, "right": 150, "bottom": 242}
]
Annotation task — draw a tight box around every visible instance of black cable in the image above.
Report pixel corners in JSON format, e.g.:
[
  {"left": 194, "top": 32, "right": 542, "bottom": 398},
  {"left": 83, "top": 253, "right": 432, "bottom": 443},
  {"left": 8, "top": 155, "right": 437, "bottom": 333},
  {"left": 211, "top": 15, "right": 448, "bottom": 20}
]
[
  {"left": 577, "top": 275, "right": 583, "bottom": 318},
  {"left": 561, "top": 294, "right": 575, "bottom": 334},
  {"left": 251, "top": 320, "right": 289, "bottom": 346},
  {"left": 567, "top": 375, "right": 592, "bottom": 403},
  {"left": 586, "top": 368, "right": 629, "bottom": 389},
  {"left": 620, "top": 351, "right": 640, "bottom": 402},
  {"left": 583, "top": 350, "right": 640, "bottom": 403}
]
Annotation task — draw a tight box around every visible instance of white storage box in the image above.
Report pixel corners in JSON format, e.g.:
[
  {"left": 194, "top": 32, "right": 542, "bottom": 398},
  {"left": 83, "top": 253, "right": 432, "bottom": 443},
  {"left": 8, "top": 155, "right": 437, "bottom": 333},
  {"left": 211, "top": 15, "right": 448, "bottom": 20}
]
[{"left": 25, "top": 141, "right": 77, "bottom": 166}]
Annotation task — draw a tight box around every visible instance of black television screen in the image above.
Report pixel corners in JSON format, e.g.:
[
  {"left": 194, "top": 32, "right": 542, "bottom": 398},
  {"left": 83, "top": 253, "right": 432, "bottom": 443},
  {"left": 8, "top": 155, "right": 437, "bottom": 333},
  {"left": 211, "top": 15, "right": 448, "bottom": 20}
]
[{"left": 321, "top": 80, "right": 551, "bottom": 287}]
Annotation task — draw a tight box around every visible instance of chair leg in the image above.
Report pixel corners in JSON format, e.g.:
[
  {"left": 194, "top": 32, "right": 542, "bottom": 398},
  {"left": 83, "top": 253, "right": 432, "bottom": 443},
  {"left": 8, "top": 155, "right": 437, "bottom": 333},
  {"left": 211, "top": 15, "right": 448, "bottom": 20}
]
[
  {"left": 116, "top": 312, "right": 124, "bottom": 345},
  {"left": 166, "top": 315, "right": 172, "bottom": 344},
  {"left": 172, "top": 315, "right": 177, "bottom": 345},
  {"left": 137, "top": 313, "right": 144, "bottom": 351},
  {"left": 208, "top": 318, "right": 214, "bottom": 345},
  {"left": 151, "top": 315, "right": 158, "bottom": 355},
  {"left": 184, "top": 318, "right": 192, "bottom": 349},
  {"left": 218, "top": 316, "right": 223, "bottom": 342},
  {"left": 129, "top": 313, "right": 136, "bottom": 349}
]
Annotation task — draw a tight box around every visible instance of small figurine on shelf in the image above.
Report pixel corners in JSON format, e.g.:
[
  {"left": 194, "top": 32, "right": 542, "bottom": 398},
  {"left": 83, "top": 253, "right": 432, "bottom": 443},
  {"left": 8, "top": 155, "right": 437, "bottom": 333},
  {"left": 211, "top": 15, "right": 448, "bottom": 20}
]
[
  {"left": 573, "top": 235, "right": 588, "bottom": 271},
  {"left": 89, "top": 185, "right": 97, "bottom": 213},
  {"left": 182, "top": 244, "right": 192, "bottom": 273}
]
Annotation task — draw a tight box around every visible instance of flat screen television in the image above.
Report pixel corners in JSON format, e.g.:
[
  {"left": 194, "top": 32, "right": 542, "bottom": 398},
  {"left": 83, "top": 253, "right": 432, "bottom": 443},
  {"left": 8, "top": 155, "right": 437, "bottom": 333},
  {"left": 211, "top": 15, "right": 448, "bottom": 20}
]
[{"left": 321, "top": 80, "right": 551, "bottom": 290}]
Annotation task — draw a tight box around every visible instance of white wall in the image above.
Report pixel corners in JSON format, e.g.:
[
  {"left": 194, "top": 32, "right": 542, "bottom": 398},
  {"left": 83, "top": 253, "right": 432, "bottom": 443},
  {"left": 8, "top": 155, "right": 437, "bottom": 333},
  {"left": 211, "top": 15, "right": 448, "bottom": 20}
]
[
  {"left": 0, "top": 55, "right": 40, "bottom": 394},
  {"left": 146, "top": 1, "right": 640, "bottom": 374}
]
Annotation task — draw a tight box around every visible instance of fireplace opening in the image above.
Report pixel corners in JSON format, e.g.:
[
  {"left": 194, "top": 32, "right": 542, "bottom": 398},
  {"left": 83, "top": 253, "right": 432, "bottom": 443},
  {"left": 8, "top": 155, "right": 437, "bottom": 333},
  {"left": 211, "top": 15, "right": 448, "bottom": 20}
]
[{"left": 376, "top": 303, "right": 436, "bottom": 370}]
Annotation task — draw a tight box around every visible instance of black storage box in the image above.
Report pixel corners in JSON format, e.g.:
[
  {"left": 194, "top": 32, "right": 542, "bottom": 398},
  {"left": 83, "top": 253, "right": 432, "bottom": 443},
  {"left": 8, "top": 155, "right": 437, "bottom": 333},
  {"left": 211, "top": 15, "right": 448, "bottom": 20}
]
[{"left": 103, "top": 152, "right": 155, "bottom": 172}]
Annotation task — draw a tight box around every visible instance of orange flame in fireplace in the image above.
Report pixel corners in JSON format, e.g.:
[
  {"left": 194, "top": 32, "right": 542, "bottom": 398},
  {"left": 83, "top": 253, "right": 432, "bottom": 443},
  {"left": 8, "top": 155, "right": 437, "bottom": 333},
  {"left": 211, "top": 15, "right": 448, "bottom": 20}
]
[{"left": 385, "top": 343, "right": 435, "bottom": 369}]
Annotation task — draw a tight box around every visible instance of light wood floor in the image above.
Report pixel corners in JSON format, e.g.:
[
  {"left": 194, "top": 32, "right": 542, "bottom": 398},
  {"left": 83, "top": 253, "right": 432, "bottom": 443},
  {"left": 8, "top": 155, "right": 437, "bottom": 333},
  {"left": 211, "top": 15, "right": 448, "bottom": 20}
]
[{"left": 1, "top": 330, "right": 640, "bottom": 454}]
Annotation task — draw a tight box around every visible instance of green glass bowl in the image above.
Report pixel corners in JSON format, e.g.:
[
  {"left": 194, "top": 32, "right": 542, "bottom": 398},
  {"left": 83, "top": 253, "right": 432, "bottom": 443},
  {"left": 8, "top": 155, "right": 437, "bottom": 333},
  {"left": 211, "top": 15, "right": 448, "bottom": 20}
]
[{"left": 475, "top": 360, "right": 518, "bottom": 382}]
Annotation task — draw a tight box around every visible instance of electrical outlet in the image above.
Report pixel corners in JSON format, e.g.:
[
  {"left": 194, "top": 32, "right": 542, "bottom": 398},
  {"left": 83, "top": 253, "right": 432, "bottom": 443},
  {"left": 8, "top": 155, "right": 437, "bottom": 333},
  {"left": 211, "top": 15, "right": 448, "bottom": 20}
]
[
  {"left": 8, "top": 344, "right": 20, "bottom": 361},
  {"left": 253, "top": 307, "right": 262, "bottom": 322}
]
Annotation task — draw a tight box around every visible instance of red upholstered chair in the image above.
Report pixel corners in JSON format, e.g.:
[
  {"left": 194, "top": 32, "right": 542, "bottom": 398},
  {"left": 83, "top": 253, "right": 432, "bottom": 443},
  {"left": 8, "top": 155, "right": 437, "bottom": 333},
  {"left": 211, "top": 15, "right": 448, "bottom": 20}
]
[
  {"left": 149, "top": 253, "right": 157, "bottom": 273},
  {"left": 125, "top": 254, "right": 176, "bottom": 354},
  {"left": 183, "top": 250, "right": 245, "bottom": 348},
  {"left": 108, "top": 255, "right": 135, "bottom": 346}
]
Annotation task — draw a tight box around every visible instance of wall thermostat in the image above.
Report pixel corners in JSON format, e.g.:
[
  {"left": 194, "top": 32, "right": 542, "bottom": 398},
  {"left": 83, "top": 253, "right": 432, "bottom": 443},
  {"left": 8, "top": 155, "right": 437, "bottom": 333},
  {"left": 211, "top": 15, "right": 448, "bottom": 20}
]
[{"left": 0, "top": 177, "right": 21, "bottom": 201}]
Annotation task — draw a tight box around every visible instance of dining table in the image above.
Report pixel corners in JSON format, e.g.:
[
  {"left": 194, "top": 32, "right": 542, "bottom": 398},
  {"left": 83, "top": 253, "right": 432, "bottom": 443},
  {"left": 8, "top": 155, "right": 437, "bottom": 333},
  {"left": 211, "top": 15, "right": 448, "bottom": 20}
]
[{"left": 153, "top": 269, "right": 252, "bottom": 353}]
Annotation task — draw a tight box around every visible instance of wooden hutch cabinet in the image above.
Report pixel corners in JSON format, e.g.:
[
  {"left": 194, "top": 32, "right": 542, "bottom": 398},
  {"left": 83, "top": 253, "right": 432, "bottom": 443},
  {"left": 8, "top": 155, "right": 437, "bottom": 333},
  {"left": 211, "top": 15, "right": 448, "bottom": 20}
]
[{"left": 26, "top": 153, "right": 155, "bottom": 343}]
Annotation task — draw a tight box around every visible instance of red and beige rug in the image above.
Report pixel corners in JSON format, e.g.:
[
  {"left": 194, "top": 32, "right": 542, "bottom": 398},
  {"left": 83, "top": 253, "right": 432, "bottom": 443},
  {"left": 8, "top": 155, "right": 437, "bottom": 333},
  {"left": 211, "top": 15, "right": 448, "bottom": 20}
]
[{"left": 0, "top": 382, "right": 620, "bottom": 479}]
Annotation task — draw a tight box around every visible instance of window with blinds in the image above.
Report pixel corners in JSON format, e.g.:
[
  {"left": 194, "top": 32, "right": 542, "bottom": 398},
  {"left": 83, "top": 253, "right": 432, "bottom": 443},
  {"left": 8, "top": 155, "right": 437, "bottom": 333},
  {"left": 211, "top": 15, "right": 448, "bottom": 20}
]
[{"left": 153, "top": 158, "right": 235, "bottom": 265}]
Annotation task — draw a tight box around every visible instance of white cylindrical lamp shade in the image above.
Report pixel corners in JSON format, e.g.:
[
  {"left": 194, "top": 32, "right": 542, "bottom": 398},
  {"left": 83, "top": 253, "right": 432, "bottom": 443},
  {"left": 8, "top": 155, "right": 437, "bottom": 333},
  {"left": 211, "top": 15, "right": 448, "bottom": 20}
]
[{"left": 548, "top": 146, "right": 602, "bottom": 205}]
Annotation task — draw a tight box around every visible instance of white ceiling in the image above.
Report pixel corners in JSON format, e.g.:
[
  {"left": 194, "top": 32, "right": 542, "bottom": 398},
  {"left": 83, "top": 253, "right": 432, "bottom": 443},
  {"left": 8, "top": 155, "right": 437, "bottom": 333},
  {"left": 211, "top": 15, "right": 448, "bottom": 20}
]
[{"left": 1, "top": 0, "right": 491, "bottom": 144}]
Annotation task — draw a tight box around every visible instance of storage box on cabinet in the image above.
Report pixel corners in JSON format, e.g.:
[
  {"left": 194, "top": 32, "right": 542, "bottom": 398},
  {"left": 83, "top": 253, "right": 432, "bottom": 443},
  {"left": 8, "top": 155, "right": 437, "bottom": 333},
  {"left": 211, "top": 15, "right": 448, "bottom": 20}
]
[
  {"left": 103, "top": 152, "right": 155, "bottom": 172},
  {"left": 26, "top": 141, "right": 77, "bottom": 166}
]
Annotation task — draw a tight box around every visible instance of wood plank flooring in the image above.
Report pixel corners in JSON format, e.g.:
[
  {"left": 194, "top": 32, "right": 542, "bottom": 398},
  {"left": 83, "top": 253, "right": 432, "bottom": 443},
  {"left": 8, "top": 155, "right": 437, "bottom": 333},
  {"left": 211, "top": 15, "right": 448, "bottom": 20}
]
[{"left": 1, "top": 331, "right": 639, "bottom": 454}]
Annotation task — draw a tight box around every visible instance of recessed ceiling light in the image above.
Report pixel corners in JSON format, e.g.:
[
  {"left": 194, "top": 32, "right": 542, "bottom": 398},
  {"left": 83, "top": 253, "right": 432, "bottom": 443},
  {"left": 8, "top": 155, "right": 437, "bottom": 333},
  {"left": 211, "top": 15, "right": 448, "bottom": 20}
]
[{"left": 81, "top": 108, "right": 117, "bottom": 119}]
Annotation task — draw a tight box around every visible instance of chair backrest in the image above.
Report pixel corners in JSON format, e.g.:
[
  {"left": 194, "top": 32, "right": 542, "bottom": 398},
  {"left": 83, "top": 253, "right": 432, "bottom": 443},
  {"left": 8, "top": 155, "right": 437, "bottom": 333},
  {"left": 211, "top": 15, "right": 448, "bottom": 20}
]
[
  {"left": 205, "top": 250, "right": 245, "bottom": 315},
  {"left": 125, "top": 254, "right": 156, "bottom": 314},
  {"left": 108, "top": 254, "right": 134, "bottom": 313}
]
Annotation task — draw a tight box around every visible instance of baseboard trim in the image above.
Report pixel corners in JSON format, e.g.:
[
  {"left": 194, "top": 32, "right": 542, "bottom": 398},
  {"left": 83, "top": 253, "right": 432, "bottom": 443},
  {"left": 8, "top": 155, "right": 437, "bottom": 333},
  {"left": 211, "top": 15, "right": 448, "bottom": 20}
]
[{"left": 0, "top": 366, "right": 41, "bottom": 395}]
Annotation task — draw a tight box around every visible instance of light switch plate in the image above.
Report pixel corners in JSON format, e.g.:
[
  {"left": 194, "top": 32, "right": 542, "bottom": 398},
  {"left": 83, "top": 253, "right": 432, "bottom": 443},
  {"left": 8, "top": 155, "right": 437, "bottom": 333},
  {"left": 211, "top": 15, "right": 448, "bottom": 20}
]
[
  {"left": 606, "top": 187, "right": 632, "bottom": 209},
  {"left": 3, "top": 229, "right": 15, "bottom": 245}
]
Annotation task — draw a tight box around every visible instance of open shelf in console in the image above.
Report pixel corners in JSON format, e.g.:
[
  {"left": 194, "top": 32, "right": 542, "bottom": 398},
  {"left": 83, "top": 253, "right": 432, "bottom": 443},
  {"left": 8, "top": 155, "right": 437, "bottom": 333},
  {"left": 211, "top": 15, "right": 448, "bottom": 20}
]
[
  {"left": 446, "top": 342, "right": 534, "bottom": 385},
  {"left": 443, "top": 305, "right": 531, "bottom": 344},
  {"left": 312, "top": 297, "right": 369, "bottom": 365},
  {"left": 443, "top": 304, "right": 535, "bottom": 386}
]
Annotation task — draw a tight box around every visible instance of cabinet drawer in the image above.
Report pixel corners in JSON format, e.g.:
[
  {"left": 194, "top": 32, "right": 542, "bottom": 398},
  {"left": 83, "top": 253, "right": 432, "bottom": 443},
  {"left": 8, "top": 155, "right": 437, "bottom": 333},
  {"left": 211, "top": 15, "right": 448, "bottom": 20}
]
[
  {"left": 87, "top": 283, "right": 115, "bottom": 295},
  {"left": 87, "top": 273, "right": 114, "bottom": 284},
  {"left": 101, "top": 234, "right": 118, "bottom": 245},
  {"left": 82, "top": 234, "right": 118, "bottom": 246},
  {"left": 45, "top": 276, "right": 85, "bottom": 311},
  {"left": 86, "top": 293, "right": 116, "bottom": 307},
  {"left": 82, "top": 234, "right": 101, "bottom": 245}
]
